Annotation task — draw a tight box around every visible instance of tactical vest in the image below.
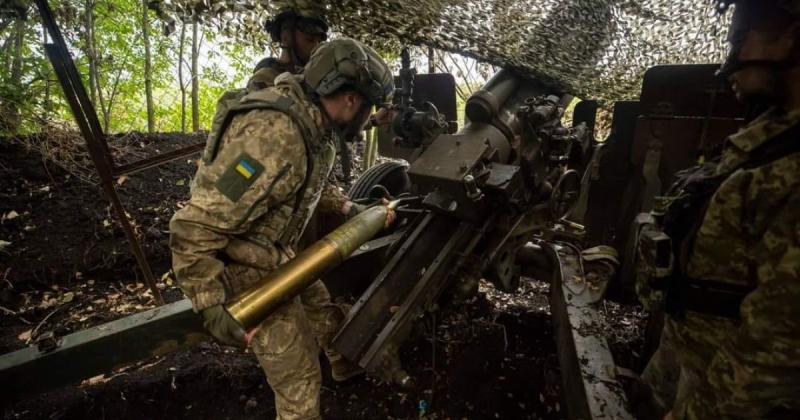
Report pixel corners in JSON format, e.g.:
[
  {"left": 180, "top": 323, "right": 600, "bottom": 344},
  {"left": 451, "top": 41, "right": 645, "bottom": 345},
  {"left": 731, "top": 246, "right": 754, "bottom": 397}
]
[
  {"left": 204, "top": 87, "right": 336, "bottom": 252},
  {"left": 656, "top": 122, "right": 800, "bottom": 319}
]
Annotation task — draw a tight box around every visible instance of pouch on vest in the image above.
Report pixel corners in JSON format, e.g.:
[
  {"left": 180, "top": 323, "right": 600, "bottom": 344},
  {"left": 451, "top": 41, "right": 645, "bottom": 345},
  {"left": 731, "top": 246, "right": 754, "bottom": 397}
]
[{"left": 643, "top": 123, "right": 800, "bottom": 319}]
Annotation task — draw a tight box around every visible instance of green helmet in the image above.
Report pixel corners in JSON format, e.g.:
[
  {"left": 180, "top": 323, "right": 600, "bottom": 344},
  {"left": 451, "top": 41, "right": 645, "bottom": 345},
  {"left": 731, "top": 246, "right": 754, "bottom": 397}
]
[
  {"left": 304, "top": 38, "right": 394, "bottom": 106},
  {"left": 264, "top": 0, "right": 329, "bottom": 42}
]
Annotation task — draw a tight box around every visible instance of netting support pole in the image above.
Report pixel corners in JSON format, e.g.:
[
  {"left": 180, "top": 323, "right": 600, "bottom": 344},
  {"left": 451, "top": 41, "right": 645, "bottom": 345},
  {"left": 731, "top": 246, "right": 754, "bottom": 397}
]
[{"left": 35, "top": 0, "right": 163, "bottom": 305}]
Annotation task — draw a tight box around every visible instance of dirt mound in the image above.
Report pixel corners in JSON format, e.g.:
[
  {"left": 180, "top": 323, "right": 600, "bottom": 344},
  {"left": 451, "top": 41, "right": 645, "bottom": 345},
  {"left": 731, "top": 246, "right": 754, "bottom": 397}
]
[{"left": 0, "top": 133, "right": 203, "bottom": 288}]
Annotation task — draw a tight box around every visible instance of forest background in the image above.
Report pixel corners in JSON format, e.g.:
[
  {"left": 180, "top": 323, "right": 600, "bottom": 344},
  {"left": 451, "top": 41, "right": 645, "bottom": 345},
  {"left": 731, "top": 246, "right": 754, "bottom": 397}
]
[{"left": 0, "top": 0, "right": 495, "bottom": 137}]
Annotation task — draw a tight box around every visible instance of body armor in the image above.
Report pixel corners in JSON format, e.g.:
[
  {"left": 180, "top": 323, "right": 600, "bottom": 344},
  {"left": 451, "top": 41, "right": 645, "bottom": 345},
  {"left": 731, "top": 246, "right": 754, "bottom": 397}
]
[{"left": 637, "top": 122, "right": 800, "bottom": 318}]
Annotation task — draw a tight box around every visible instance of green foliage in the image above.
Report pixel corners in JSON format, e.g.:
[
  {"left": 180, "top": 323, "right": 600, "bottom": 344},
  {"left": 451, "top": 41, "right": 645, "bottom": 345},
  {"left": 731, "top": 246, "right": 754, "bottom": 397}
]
[{"left": 1, "top": 0, "right": 265, "bottom": 136}]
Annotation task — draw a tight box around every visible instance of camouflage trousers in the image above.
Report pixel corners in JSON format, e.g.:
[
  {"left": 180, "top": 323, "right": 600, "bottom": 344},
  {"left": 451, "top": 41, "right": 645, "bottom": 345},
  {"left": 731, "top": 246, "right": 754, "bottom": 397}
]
[
  {"left": 250, "top": 280, "right": 347, "bottom": 420},
  {"left": 639, "top": 321, "right": 699, "bottom": 419},
  {"left": 638, "top": 313, "right": 731, "bottom": 419}
]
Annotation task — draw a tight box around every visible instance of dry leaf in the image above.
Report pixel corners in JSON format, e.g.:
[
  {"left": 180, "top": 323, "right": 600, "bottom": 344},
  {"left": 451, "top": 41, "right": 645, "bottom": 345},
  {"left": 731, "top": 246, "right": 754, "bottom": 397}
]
[
  {"left": 81, "top": 374, "right": 108, "bottom": 386},
  {"left": 2, "top": 210, "right": 19, "bottom": 221},
  {"left": 17, "top": 329, "right": 32, "bottom": 342}
]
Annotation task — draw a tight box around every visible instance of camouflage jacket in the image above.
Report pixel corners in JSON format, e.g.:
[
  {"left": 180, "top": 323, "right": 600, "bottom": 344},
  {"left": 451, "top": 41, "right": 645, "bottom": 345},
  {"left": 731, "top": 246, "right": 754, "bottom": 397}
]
[
  {"left": 673, "top": 107, "right": 800, "bottom": 419},
  {"left": 246, "top": 56, "right": 349, "bottom": 212},
  {"left": 170, "top": 73, "right": 346, "bottom": 311}
]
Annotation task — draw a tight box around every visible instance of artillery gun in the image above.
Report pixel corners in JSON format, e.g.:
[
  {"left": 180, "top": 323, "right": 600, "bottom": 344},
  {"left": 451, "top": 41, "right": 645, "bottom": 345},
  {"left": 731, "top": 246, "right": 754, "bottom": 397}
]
[
  {"left": 2, "top": 3, "right": 749, "bottom": 417},
  {"left": 332, "top": 63, "right": 596, "bottom": 383}
]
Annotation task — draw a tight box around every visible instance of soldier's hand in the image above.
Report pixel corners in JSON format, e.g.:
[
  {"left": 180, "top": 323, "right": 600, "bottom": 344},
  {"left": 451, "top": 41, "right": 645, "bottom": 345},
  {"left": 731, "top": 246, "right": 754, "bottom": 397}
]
[
  {"left": 343, "top": 200, "right": 368, "bottom": 218},
  {"left": 367, "top": 104, "right": 397, "bottom": 129},
  {"left": 381, "top": 198, "right": 396, "bottom": 228},
  {"left": 200, "top": 305, "right": 246, "bottom": 347},
  {"left": 244, "top": 327, "right": 259, "bottom": 345}
]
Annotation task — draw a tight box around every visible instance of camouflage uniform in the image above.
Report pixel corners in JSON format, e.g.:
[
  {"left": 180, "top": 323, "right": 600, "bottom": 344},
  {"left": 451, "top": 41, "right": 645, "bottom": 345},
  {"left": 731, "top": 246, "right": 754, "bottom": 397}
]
[
  {"left": 248, "top": 58, "right": 293, "bottom": 92},
  {"left": 245, "top": 58, "right": 350, "bottom": 213},
  {"left": 170, "top": 73, "right": 343, "bottom": 420},
  {"left": 642, "top": 108, "right": 800, "bottom": 419}
]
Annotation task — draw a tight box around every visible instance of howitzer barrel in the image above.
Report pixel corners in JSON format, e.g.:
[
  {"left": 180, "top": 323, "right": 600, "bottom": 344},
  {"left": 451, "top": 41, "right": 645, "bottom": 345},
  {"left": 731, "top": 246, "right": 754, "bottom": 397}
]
[
  {"left": 225, "top": 203, "right": 394, "bottom": 330},
  {"left": 465, "top": 70, "right": 519, "bottom": 123}
]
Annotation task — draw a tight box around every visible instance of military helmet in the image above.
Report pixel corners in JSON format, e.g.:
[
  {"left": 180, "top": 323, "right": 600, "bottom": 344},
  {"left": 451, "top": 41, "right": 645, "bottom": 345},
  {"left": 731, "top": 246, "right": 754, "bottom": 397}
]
[
  {"left": 264, "top": 0, "right": 329, "bottom": 42},
  {"left": 716, "top": 0, "right": 800, "bottom": 77},
  {"left": 304, "top": 38, "right": 394, "bottom": 107}
]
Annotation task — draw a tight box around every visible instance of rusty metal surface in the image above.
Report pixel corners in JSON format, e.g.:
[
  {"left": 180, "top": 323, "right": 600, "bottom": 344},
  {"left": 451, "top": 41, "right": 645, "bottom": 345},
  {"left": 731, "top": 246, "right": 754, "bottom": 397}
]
[
  {"left": 546, "top": 242, "right": 634, "bottom": 420},
  {"left": 582, "top": 65, "right": 746, "bottom": 301},
  {"left": 584, "top": 101, "right": 641, "bottom": 250},
  {"left": 0, "top": 299, "right": 207, "bottom": 396},
  {"left": 332, "top": 212, "right": 446, "bottom": 363},
  {"left": 361, "top": 220, "right": 475, "bottom": 371},
  {"left": 631, "top": 64, "right": 746, "bottom": 183}
]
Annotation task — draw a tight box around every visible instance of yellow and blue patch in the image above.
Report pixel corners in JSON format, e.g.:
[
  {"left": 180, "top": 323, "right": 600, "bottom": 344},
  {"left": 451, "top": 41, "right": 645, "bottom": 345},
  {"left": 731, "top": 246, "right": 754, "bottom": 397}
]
[
  {"left": 235, "top": 160, "right": 257, "bottom": 179},
  {"left": 215, "top": 152, "right": 265, "bottom": 202}
]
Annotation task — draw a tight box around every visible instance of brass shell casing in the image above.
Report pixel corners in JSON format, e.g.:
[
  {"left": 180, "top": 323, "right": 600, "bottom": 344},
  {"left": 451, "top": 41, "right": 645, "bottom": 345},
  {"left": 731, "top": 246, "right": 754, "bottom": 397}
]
[{"left": 225, "top": 204, "right": 391, "bottom": 330}]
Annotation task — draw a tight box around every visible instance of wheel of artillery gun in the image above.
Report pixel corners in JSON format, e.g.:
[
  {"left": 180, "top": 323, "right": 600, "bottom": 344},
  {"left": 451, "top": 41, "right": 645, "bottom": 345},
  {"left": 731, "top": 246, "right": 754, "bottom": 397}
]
[{"left": 348, "top": 161, "right": 411, "bottom": 200}]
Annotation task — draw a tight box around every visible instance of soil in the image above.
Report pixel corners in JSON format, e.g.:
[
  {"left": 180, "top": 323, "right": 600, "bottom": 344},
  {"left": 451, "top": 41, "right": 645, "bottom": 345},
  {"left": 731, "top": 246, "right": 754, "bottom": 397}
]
[{"left": 0, "top": 132, "right": 647, "bottom": 419}]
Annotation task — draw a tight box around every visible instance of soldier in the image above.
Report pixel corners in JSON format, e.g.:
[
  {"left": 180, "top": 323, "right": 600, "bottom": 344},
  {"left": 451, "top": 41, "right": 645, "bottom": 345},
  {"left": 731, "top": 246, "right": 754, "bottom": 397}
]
[
  {"left": 170, "top": 38, "right": 395, "bottom": 420},
  {"left": 636, "top": 1, "right": 800, "bottom": 418},
  {"left": 203, "top": 1, "right": 382, "bottom": 386},
  {"left": 248, "top": 0, "right": 328, "bottom": 91}
]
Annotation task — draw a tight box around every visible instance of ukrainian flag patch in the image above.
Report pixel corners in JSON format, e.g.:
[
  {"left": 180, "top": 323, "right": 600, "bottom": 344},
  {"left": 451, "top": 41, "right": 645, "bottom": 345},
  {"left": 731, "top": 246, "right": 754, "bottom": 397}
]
[
  {"left": 215, "top": 152, "right": 265, "bottom": 202},
  {"left": 235, "top": 160, "right": 256, "bottom": 179}
]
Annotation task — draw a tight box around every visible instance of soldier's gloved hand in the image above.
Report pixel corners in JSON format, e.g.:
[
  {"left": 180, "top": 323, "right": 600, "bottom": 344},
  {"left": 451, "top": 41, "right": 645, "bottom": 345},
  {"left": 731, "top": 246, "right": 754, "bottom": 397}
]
[
  {"left": 381, "top": 198, "right": 397, "bottom": 228},
  {"left": 345, "top": 201, "right": 368, "bottom": 219},
  {"left": 200, "top": 305, "right": 246, "bottom": 347},
  {"left": 346, "top": 199, "right": 396, "bottom": 227}
]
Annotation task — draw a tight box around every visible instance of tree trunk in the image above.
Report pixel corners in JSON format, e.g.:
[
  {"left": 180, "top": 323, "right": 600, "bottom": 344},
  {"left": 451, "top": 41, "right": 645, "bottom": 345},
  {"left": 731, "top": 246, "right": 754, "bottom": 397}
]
[
  {"left": 85, "top": 0, "right": 97, "bottom": 105},
  {"left": 1, "top": 34, "right": 11, "bottom": 76},
  {"left": 142, "top": 0, "right": 155, "bottom": 133},
  {"left": 94, "top": 59, "right": 109, "bottom": 131},
  {"left": 178, "top": 21, "right": 187, "bottom": 132},
  {"left": 191, "top": 19, "right": 200, "bottom": 132},
  {"left": 7, "top": 16, "right": 24, "bottom": 133},
  {"left": 88, "top": 5, "right": 109, "bottom": 131},
  {"left": 43, "top": 23, "right": 51, "bottom": 120}
]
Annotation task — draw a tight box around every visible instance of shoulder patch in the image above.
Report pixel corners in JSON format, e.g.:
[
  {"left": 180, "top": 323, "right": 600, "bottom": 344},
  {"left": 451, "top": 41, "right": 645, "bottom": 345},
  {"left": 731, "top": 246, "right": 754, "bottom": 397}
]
[{"left": 215, "top": 152, "right": 265, "bottom": 202}]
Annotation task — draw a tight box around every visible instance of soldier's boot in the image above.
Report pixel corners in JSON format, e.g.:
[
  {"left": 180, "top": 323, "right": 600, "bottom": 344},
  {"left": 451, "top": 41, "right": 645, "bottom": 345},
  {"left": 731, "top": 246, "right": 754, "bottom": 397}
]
[{"left": 325, "top": 349, "right": 364, "bottom": 382}]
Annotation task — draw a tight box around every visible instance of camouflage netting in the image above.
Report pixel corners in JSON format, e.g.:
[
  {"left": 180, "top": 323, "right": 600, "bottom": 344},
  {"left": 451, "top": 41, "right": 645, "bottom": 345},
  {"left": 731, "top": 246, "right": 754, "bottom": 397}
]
[{"left": 145, "top": 0, "right": 730, "bottom": 103}]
